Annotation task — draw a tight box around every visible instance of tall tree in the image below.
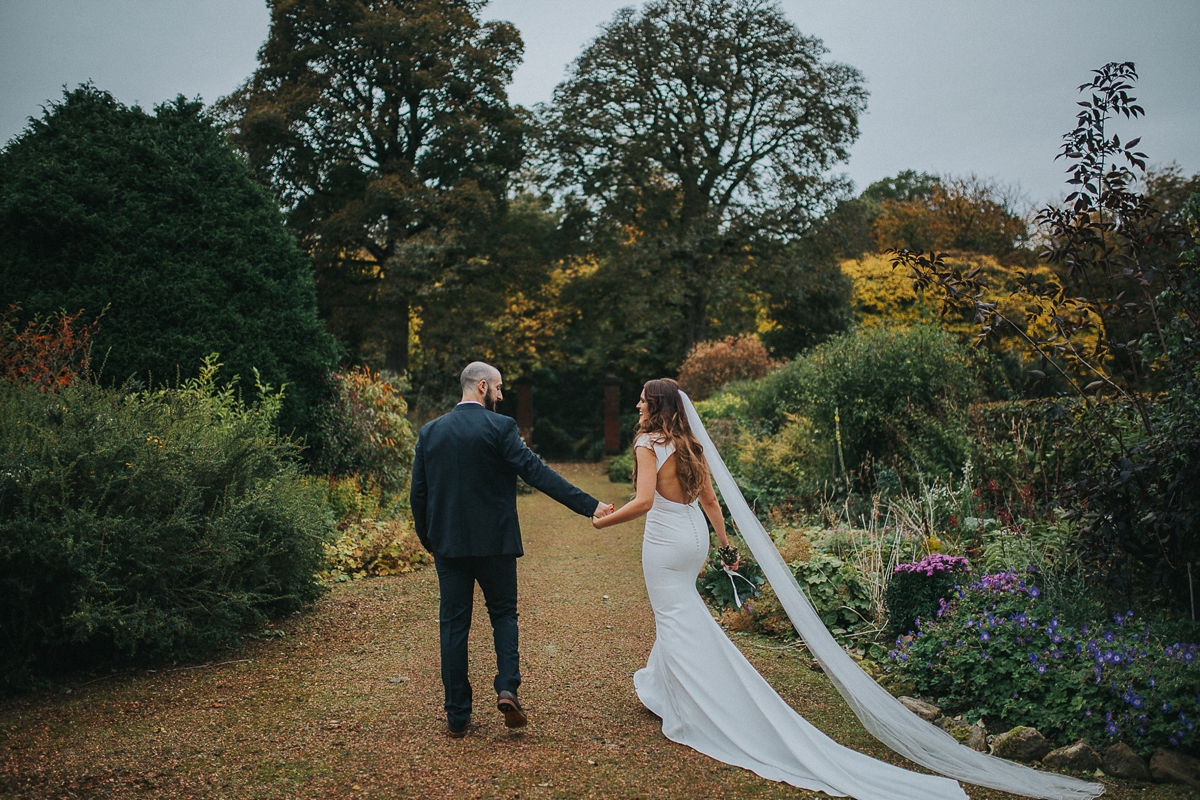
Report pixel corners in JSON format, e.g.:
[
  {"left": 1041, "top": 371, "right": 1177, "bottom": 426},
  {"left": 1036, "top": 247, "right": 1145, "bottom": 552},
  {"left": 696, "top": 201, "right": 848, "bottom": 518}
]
[
  {"left": 539, "top": 0, "right": 866, "bottom": 350},
  {"left": 0, "top": 86, "right": 339, "bottom": 435},
  {"left": 871, "top": 175, "right": 1030, "bottom": 258},
  {"left": 218, "top": 0, "right": 525, "bottom": 373}
]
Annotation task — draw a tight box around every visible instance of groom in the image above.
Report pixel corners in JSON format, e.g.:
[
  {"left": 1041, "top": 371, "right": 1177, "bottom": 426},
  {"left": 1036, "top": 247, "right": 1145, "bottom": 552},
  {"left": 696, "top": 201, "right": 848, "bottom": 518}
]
[{"left": 410, "top": 361, "right": 614, "bottom": 738}]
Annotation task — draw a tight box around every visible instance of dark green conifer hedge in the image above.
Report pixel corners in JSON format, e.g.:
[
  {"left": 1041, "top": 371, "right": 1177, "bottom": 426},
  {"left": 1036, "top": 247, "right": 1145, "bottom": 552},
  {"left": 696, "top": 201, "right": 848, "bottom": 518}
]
[{"left": 0, "top": 85, "right": 339, "bottom": 436}]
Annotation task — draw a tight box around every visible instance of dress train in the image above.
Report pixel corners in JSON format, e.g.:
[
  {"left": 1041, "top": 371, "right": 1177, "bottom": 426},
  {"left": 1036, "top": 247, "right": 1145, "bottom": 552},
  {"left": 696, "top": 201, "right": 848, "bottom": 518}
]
[{"left": 636, "top": 492, "right": 967, "bottom": 800}]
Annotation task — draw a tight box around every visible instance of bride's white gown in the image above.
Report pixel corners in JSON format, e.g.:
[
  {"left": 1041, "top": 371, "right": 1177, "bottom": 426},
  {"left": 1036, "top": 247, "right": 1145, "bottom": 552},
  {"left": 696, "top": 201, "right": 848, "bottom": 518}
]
[{"left": 632, "top": 434, "right": 967, "bottom": 800}]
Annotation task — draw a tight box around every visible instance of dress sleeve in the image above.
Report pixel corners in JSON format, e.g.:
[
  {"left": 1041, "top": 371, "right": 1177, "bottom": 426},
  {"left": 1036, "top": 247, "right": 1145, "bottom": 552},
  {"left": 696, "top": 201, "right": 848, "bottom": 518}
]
[{"left": 634, "top": 433, "right": 653, "bottom": 450}]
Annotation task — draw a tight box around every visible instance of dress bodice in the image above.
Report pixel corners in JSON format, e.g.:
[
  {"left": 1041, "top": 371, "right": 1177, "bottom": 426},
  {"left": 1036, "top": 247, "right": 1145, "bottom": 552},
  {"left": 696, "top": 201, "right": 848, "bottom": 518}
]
[{"left": 635, "top": 433, "right": 675, "bottom": 472}]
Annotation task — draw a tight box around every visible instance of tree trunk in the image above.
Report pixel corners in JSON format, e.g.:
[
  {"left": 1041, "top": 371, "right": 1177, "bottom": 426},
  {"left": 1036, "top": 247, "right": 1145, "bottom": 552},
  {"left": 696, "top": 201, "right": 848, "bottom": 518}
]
[
  {"left": 683, "top": 253, "right": 708, "bottom": 351},
  {"left": 384, "top": 295, "right": 410, "bottom": 375},
  {"left": 685, "top": 292, "right": 706, "bottom": 352}
]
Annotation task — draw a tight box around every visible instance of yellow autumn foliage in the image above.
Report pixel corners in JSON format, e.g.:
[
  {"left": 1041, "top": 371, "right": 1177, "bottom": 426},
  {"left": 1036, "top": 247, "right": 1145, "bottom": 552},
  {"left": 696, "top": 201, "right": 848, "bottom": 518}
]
[{"left": 841, "top": 253, "right": 1081, "bottom": 349}]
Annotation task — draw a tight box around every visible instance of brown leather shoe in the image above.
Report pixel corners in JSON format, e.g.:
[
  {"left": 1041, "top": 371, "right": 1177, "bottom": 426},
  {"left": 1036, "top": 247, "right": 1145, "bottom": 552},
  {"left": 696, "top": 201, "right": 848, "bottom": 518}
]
[
  {"left": 496, "top": 691, "right": 527, "bottom": 729},
  {"left": 447, "top": 722, "right": 468, "bottom": 739}
]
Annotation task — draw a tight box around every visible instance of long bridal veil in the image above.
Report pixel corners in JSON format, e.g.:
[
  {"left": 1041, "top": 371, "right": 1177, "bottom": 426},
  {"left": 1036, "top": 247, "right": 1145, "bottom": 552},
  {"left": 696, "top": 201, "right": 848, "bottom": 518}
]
[{"left": 679, "top": 393, "right": 1104, "bottom": 800}]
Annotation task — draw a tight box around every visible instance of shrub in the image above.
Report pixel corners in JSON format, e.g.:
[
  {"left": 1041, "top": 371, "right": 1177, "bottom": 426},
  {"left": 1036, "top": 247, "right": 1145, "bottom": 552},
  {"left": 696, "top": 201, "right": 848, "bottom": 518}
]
[
  {"left": 677, "top": 334, "right": 778, "bottom": 401},
  {"left": 693, "top": 391, "right": 750, "bottom": 424},
  {"left": 712, "top": 325, "right": 983, "bottom": 501},
  {"left": 311, "top": 366, "right": 416, "bottom": 509},
  {"left": 793, "top": 552, "right": 873, "bottom": 633},
  {"left": 312, "top": 473, "right": 385, "bottom": 524},
  {"left": 0, "top": 356, "right": 333, "bottom": 687},
  {"left": 0, "top": 305, "right": 98, "bottom": 390},
  {"left": 320, "top": 517, "right": 429, "bottom": 582},
  {"left": 884, "top": 554, "right": 970, "bottom": 636},
  {"left": 887, "top": 573, "right": 1200, "bottom": 756},
  {"left": 727, "top": 414, "right": 826, "bottom": 509},
  {"left": 607, "top": 449, "right": 634, "bottom": 483},
  {"left": 969, "top": 398, "right": 1137, "bottom": 517}
]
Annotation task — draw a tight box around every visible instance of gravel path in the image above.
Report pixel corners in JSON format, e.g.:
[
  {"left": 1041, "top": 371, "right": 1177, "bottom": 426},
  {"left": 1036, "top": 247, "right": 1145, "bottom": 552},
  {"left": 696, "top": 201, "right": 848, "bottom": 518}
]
[{"left": 0, "top": 463, "right": 1181, "bottom": 799}]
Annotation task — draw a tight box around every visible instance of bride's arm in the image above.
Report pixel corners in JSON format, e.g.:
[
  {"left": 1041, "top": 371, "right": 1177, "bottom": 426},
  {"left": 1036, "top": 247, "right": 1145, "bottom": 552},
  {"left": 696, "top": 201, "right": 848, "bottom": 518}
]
[
  {"left": 592, "top": 446, "right": 657, "bottom": 529},
  {"left": 697, "top": 470, "right": 729, "bottom": 548}
]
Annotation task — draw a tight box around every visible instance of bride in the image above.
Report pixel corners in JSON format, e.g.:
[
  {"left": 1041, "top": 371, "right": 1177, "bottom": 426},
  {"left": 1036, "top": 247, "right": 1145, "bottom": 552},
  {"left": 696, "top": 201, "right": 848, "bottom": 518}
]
[{"left": 591, "top": 378, "right": 1104, "bottom": 800}]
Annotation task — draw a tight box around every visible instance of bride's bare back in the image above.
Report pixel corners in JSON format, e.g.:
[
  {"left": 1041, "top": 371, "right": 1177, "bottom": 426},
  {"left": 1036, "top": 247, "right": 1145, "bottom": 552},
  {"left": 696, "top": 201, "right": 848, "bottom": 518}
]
[{"left": 655, "top": 452, "right": 691, "bottom": 504}]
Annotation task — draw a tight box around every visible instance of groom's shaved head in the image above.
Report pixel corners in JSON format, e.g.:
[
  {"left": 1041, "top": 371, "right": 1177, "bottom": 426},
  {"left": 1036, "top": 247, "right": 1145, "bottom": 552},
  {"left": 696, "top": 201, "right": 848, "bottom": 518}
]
[{"left": 461, "top": 361, "right": 501, "bottom": 393}]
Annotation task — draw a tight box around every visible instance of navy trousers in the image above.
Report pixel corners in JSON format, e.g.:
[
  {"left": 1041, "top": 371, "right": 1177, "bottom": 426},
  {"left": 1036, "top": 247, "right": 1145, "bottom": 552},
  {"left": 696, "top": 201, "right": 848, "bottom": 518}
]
[{"left": 433, "top": 555, "right": 521, "bottom": 729}]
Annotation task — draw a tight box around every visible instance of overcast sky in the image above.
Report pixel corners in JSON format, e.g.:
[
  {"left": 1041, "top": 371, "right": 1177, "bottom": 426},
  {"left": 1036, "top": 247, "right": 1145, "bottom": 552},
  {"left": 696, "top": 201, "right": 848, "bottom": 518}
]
[{"left": 2, "top": 0, "right": 1197, "bottom": 207}]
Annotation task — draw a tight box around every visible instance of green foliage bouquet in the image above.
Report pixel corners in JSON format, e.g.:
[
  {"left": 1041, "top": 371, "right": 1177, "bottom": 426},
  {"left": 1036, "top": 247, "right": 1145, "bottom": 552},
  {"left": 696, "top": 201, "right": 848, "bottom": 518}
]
[
  {"left": 698, "top": 550, "right": 764, "bottom": 610},
  {"left": 886, "top": 572, "right": 1200, "bottom": 755}
]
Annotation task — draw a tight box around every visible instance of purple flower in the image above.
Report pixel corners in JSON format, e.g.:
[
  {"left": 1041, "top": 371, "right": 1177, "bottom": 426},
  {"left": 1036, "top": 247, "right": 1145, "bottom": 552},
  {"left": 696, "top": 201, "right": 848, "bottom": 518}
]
[
  {"left": 894, "top": 554, "right": 970, "bottom": 575},
  {"left": 1036, "top": 663, "right": 1047, "bottom": 674},
  {"left": 1163, "top": 702, "right": 1172, "bottom": 713},
  {"left": 1106, "top": 721, "right": 1119, "bottom": 736},
  {"left": 981, "top": 631, "right": 990, "bottom": 642},
  {"left": 1131, "top": 696, "right": 1144, "bottom": 709}
]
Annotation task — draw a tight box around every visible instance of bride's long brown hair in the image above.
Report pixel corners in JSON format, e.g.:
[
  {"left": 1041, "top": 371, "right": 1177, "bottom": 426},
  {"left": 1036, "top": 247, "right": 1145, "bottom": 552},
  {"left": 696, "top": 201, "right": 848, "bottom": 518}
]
[{"left": 633, "top": 378, "right": 708, "bottom": 502}]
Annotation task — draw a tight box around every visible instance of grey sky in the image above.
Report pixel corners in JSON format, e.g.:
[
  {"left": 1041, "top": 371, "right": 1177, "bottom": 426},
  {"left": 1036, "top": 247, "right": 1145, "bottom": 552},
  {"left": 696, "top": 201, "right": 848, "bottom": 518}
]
[{"left": 2, "top": 0, "right": 1197, "bottom": 207}]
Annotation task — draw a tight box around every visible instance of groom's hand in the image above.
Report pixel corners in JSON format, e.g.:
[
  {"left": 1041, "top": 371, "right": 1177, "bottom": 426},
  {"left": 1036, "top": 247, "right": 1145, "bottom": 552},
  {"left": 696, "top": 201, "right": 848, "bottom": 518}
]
[{"left": 593, "top": 501, "right": 615, "bottom": 519}]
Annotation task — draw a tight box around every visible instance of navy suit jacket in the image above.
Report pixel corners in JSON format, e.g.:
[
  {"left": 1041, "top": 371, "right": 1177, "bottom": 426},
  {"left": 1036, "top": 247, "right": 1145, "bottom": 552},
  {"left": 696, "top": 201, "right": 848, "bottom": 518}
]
[{"left": 409, "top": 403, "right": 600, "bottom": 559}]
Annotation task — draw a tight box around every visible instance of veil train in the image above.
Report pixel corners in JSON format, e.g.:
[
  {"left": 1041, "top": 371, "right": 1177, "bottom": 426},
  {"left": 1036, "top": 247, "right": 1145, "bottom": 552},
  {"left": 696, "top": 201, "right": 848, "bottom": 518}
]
[{"left": 679, "top": 392, "right": 1104, "bottom": 800}]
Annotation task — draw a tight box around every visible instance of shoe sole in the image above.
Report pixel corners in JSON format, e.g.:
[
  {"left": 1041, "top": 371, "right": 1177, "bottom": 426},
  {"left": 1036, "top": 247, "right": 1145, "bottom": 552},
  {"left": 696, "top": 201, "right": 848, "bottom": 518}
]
[{"left": 497, "top": 698, "right": 527, "bottom": 729}]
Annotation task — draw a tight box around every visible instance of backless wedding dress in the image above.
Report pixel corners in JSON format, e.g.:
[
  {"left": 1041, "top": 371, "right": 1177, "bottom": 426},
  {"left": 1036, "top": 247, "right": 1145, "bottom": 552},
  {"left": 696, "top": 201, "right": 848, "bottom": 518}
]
[
  {"left": 632, "top": 399, "right": 1105, "bottom": 800},
  {"left": 633, "top": 432, "right": 966, "bottom": 799}
]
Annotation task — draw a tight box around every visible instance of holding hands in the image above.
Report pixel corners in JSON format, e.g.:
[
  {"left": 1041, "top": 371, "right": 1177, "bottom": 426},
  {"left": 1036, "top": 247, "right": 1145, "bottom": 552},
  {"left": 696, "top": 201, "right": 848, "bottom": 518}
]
[{"left": 593, "top": 501, "right": 615, "bottom": 521}]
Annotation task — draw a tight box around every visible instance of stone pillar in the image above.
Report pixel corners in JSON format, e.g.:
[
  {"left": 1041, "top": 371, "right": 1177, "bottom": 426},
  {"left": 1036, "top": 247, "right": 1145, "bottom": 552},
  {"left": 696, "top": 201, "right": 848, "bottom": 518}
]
[
  {"left": 603, "top": 373, "right": 621, "bottom": 455},
  {"left": 515, "top": 365, "right": 534, "bottom": 447}
]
